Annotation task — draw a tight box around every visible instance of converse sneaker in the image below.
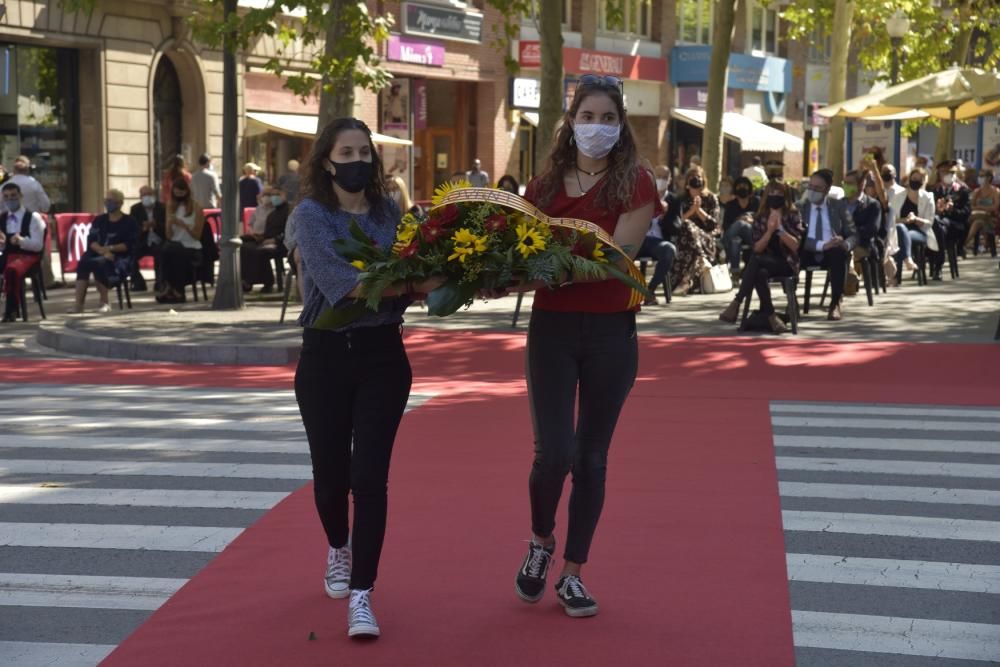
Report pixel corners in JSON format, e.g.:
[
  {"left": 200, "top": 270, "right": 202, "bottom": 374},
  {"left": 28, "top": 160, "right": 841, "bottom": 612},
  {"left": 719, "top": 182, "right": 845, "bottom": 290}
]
[
  {"left": 347, "top": 588, "right": 380, "bottom": 639},
  {"left": 324, "top": 543, "right": 351, "bottom": 599},
  {"left": 515, "top": 539, "right": 554, "bottom": 603},
  {"left": 555, "top": 575, "right": 599, "bottom": 618}
]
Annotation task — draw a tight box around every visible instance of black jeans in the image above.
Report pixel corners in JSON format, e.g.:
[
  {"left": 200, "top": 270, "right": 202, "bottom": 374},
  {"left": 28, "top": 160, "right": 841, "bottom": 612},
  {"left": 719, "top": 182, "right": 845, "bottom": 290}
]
[
  {"left": 295, "top": 325, "right": 412, "bottom": 590},
  {"left": 526, "top": 310, "right": 638, "bottom": 564},
  {"left": 801, "top": 246, "right": 849, "bottom": 307},
  {"left": 159, "top": 241, "right": 200, "bottom": 293},
  {"left": 735, "top": 254, "right": 794, "bottom": 316}
]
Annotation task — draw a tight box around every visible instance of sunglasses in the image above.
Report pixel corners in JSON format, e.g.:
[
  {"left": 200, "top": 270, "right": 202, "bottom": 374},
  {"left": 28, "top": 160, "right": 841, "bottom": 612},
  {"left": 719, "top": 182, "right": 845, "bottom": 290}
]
[{"left": 578, "top": 74, "right": 623, "bottom": 91}]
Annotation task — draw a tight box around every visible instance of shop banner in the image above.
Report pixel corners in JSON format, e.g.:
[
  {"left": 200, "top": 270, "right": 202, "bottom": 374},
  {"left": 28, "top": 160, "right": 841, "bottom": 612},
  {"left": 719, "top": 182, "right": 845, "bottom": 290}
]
[
  {"left": 510, "top": 77, "right": 540, "bottom": 109},
  {"left": 413, "top": 79, "right": 428, "bottom": 131},
  {"left": 387, "top": 35, "right": 446, "bottom": 67},
  {"left": 671, "top": 45, "right": 790, "bottom": 93},
  {"left": 518, "top": 42, "right": 667, "bottom": 82},
  {"left": 402, "top": 1, "right": 483, "bottom": 44}
]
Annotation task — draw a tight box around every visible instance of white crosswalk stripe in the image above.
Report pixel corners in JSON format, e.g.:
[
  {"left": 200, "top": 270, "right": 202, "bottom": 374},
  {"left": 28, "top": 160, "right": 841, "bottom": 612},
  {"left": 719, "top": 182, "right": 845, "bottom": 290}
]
[
  {"left": 0, "top": 382, "right": 429, "bottom": 666},
  {"left": 772, "top": 400, "right": 1000, "bottom": 665}
]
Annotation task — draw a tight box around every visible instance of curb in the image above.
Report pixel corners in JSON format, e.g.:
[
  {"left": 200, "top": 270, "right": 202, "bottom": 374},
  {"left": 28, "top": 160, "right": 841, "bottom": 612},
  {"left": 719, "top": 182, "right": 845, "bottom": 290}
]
[{"left": 35, "top": 320, "right": 300, "bottom": 366}]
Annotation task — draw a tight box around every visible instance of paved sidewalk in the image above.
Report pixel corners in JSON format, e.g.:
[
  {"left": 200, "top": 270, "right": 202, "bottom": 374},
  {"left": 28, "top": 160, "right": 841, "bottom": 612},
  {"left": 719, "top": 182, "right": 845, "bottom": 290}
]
[{"left": 4, "top": 254, "right": 999, "bottom": 363}]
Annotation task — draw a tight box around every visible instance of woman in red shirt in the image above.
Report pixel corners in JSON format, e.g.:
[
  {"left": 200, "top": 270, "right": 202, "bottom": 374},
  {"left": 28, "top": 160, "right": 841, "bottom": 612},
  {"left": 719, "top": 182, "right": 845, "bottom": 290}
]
[{"left": 513, "top": 75, "right": 656, "bottom": 618}]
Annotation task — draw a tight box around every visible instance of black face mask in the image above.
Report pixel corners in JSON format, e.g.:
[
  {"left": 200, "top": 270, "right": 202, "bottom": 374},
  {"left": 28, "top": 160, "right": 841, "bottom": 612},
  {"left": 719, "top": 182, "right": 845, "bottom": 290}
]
[
  {"left": 909, "top": 179, "right": 922, "bottom": 191},
  {"left": 766, "top": 194, "right": 785, "bottom": 210},
  {"left": 881, "top": 175, "right": 893, "bottom": 183},
  {"left": 735, "top": 187, "right": 751, "bottom": 198},
  {"left": 330, "top": 160, "right": 374, "bottom": 194},
  {"left": 689, "top": 179, "right": 704, "bottom": 189}
]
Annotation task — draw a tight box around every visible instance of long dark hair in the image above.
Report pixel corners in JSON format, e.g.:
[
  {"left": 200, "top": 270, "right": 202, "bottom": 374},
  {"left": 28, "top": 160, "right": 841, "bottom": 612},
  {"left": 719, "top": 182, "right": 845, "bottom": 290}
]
[
  {"left": 302, "top": 117, "right": 388, "bottom": 217},
  {"left": 756, "top": 181, "right": 794, "bottom": 218},
  {"left": 167, "top": 177, "right": 194, "bottom": 216},
  {"left": 533, "top": 82, "right": 641, "bottom": 210}
]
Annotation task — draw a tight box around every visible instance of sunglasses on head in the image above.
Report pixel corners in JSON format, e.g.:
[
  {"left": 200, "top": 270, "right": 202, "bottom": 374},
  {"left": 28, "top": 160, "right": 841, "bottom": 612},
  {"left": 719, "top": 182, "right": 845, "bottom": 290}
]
[{"left": 578, "top": 74, "right": 623, "bottom": 91}]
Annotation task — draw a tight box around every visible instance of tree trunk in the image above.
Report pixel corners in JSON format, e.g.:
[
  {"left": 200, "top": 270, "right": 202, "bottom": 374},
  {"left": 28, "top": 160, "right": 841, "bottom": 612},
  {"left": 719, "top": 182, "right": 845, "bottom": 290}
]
[
  {"left": 536, "top": 1, "right": 564, "bottom": 171},
  {"left": 702, "top": 0, "right": 738, "bottom": 190},
  {"left": 827, "top": 0, "right": 854, "bottom": 184},
  {"left": 212, "top": 0, "right": 244, "bottom": 310},
  {"left": 933, "top": 0, "right": 974, "bottom": 165},
  {"left": 317, "top": 0, "right": 355, "bottom": 131}
]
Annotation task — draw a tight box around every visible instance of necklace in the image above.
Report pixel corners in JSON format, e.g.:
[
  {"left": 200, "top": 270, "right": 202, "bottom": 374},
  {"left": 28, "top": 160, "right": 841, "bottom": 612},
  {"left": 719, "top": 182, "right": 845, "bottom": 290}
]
[
  {"left": 574, "top": 168, "right": 591, "bottom": 195},
  {"left": 576, "top": 164, "right": 609, "bottom": 177}
]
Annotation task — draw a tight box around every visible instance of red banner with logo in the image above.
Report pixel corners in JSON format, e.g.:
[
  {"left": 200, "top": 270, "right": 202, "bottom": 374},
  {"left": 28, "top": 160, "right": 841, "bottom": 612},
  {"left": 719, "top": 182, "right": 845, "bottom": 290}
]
[{"left": 518, "top": 41, "right": 667, "bottom": 82}]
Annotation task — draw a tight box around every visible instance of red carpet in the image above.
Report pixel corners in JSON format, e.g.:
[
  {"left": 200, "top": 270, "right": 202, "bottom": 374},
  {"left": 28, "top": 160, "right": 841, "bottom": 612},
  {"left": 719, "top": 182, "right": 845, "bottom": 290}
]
[{"left": 19, "top": 331, "right": 993, "bottom": 666}]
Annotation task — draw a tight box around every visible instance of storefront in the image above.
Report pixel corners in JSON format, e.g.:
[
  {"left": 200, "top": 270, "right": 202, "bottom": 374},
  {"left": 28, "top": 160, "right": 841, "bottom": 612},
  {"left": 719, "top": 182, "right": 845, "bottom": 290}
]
[
  {"left": 373, "top": 2, "right": 508, "bottom": 203},
  {"left": 0, "top": 43, "right": 80, "bottom": 212},
  {"left": 670, "top": 45, "right": 801, "bottom": 178}
]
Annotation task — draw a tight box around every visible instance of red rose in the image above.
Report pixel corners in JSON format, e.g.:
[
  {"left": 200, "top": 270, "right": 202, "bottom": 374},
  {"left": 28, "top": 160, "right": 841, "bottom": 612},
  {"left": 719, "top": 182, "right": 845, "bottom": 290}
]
[
  {"left": 432, "top": 204, "right": 460, "bottom": 227},
  {"left": 399, "top": 240, "right": 419, "bottom": 258},
  {"left": 420, "top": 222, "right": 448, "bottom": 243},
  {"left": 485, "top": 213, "right": 508, "bottom": 232}
]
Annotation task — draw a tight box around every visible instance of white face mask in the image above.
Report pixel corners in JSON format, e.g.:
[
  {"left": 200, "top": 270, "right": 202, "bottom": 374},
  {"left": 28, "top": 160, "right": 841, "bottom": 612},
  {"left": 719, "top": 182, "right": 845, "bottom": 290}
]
[
  {"left": 808, "top": 189, "right": 826, "bottom": 205},
  {"left": 655, "top": 178, "right": 669, "bottom": 193},
  {"left": 141, "top": 195, "right": 155, "bottom": 207},
  {"left": 941, "top": 173, "right": 955, "bottom": 186},
  {"left": 573, "top": 123, "right": 621, "bottom": 159}
]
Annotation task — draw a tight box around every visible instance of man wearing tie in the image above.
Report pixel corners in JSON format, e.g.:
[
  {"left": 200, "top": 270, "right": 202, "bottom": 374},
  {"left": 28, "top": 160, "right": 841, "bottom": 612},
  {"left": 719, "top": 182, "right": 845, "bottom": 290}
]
[{"left": 797, "top": 169, "right": 857, "bottom": 321}]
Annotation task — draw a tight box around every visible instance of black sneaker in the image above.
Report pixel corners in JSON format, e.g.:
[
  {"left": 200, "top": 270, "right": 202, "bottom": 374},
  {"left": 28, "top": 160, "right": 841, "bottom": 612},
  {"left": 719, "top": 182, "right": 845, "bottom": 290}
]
[
  {"left": 515, "top": 540, "right": 554, "bottom": 603},
  {"left": 555, "top": 575, "right": 599, "bottom": 618}
]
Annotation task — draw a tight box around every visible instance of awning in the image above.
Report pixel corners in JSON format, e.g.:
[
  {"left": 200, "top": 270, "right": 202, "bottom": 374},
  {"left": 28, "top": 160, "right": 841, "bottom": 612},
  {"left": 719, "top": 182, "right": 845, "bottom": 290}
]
[
  {"left": 245, "top": 111, "right": 413, "bottom": 146},
  {"left": 671, "top": 108, "right": 803, "bottom": 153}
]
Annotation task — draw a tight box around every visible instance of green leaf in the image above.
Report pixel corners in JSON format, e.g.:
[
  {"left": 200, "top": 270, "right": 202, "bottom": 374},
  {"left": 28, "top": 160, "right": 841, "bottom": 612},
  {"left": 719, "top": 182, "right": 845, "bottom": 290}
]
[
  {"left": 311, "top": 302, "right": 367, "bottom": 330},
  {"left": 425, "top": 280, "right": 480, "bottom": 317}
]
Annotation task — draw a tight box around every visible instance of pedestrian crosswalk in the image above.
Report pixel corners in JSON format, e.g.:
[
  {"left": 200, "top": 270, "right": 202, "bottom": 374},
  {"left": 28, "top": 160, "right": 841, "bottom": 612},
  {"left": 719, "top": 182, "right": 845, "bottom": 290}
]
[
  {"left": 771, "top": 401, "right": 1000, "bottom": 666},
  {"left": 0, "top": 382, "right": 427, "bottom": 666}
]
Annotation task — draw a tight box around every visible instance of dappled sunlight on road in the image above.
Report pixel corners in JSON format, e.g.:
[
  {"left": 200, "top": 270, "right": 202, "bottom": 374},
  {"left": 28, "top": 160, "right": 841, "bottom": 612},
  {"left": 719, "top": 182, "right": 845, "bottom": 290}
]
[{"left": 759, "top": 341, "right": 905, "bottom": 367}]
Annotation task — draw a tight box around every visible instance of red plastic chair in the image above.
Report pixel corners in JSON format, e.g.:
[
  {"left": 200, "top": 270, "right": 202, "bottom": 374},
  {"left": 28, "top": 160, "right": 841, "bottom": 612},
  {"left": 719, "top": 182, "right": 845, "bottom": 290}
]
[
  {"left": 203, "top": 208, "right": 222, "bottom": 244},
  {"left": 242, "top": 207, "right": 254, "bottom": 235},
  {"left": 54, "top": 213, "right": 97, "bottom": 276}
]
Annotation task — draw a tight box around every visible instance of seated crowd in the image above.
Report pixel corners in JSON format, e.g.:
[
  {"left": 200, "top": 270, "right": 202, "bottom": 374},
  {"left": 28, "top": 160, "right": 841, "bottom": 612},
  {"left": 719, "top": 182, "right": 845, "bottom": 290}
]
[{"left": 637, "top": 154, "right": 998, "bottom": 331}]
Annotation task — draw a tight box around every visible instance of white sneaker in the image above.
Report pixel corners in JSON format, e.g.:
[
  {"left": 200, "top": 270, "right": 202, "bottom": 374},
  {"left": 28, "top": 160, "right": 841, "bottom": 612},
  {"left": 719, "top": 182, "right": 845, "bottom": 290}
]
[
  {"left": 347, "top": 588, "right": 380, "bottom": 639},
  {"left": 324, "top": 544, "right": 351, "bottom": 599},
  {"left": 95, "top": 303, "right": 111, "bottom": 314},
  {"left": 903, "top": 257, "right": 918, "bottom": 272}
]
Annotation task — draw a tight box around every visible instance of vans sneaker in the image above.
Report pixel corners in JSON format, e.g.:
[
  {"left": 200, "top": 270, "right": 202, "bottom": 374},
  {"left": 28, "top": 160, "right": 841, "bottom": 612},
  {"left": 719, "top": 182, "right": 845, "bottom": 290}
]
[
  {"left": 347, "top": 588, "right": 380, "bottom": 639},
  {"left": 555, "top": 575, "right": 599, "bottom": 618},
  {"left": 324, "top": 544, "right": 351, "bottom": 599},
  {"left": 515, "top": 539, "right": 554, "bottom": 603}
]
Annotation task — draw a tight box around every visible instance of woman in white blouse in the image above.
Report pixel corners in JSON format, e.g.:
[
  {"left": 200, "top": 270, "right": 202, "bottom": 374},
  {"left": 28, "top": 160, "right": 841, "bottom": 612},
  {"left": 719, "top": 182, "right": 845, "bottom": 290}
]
[
  {"left": 156, "top": 178, "right": 205, "bottom": 303},
  {"left": 888, "top": 167, "right": 936, "bottom": 284}
]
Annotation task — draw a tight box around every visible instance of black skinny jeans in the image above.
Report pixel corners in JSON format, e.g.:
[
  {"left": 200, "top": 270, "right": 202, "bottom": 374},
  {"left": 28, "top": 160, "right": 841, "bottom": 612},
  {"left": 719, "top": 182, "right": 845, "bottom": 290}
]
[
  {"left": 295, "top": 325, "right": 412, "bottom": 590},
  {"left": 527, "top": 310, "right": 638, "bottom": 565},
  {"left": 735, "top": 254, "right": 794, "bottom": 317}
]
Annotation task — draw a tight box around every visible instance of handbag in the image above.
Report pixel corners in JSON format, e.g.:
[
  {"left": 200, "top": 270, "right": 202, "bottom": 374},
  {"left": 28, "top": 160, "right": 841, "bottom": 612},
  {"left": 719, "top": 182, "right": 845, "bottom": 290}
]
[{"left": 699, "top": 263, "right": 732, "bottom": 294}]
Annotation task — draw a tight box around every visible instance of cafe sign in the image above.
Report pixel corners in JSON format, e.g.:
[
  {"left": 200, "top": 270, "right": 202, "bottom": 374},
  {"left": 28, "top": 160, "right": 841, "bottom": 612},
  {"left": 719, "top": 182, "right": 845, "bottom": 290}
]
[{"left": 402, "top": 1, "right": 483, "bottom": 44}]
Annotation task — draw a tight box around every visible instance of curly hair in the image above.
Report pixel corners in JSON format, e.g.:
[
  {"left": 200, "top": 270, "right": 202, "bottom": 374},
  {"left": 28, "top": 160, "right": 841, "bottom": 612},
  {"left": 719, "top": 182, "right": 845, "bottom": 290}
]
[
  {"left": 301, "top": 117, "right": 389, "bottom": 218},
  {"left": 532, "top": 82, "right": 641, "bottom": 211}
]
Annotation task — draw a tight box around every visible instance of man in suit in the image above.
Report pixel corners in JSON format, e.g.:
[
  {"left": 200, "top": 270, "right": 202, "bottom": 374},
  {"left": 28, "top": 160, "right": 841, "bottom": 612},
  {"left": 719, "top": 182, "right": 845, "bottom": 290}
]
[
  {"left": 128, "top": 184, "right": 167, "bottom": 291},
  {"left": 930, "top": 160, "right": 971, "bottom": 279},
  {"left": 798, "top": 169, "right": 858, "bottom": 321}
]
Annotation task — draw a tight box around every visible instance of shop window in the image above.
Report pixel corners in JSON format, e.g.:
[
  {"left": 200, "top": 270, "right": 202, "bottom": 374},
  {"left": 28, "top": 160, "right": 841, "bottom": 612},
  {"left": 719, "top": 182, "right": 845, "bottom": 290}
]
[
  {"left": 599, "top": 0, "right": 652, "bottom": 39},
  {"left": 747, "top": 0, "right": 780, "bottom": 55},
  {"left": 808, "top": 23, "right": 832, "bottom": 63},
  {"left": 0, "top": 44, "right": 80, "bottom": 213},
  {"left": 523, "top": 0, "right": 570, "bottom": 28},
  {"left": 677, "top": 0, "right": 713, "bottom": 45}
]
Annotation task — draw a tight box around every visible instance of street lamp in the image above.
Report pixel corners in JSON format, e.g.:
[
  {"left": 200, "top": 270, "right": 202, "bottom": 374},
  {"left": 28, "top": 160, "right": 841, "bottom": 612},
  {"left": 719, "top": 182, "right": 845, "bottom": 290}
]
[{"left": 886, "top": 9, "right": 911, "bottom": 85}]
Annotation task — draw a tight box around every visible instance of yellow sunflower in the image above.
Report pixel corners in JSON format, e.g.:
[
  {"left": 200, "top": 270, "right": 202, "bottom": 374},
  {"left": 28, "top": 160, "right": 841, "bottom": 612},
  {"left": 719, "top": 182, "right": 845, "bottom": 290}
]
[
  {"left": 515, "top": 221, "right": 546, "bottom": 257},
  {"left": 592, "top": 241, "right": 608, "bottom": 263},
  {"left": 448, "top": 227, "right": 488, "bottom": 263},
  {"left": 431, "top": 178, "right": 473, "bottom": 207}
]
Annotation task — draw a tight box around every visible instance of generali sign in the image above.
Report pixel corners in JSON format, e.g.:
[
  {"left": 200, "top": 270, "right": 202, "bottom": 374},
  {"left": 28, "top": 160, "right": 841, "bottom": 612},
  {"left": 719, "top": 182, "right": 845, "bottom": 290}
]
[{"left": 518, "top": 42, "right": 667, "bottom": 83}]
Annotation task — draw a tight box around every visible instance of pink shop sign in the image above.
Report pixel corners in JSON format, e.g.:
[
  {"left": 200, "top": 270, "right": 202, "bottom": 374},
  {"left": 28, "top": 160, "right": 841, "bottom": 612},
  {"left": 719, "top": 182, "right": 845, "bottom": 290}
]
[{"left": 388, "top": 35, "right": 446, "bottom": 67}]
